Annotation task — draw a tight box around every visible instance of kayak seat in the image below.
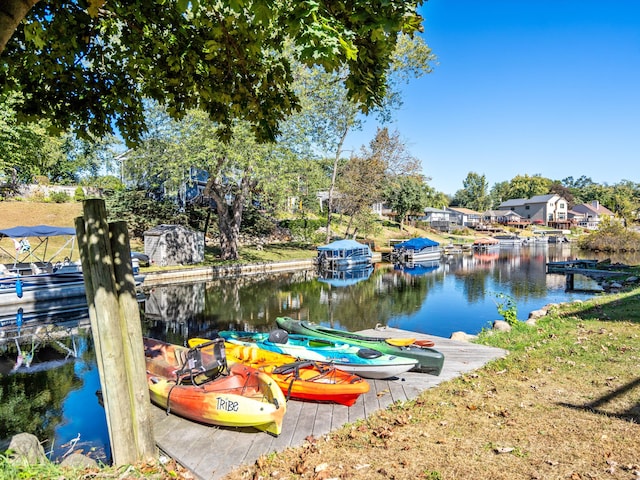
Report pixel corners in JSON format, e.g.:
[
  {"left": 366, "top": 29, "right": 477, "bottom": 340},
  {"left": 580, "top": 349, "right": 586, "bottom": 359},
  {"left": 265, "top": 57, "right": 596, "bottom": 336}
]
[
  {"left": 175, "top": 338, "right": 227, "bottom": 386},
  {"left": 357, "top": 348, "right": 383, "bottom": 359},
  {"left": 268, "top": 329, "right": 289, "bottom": 344}
]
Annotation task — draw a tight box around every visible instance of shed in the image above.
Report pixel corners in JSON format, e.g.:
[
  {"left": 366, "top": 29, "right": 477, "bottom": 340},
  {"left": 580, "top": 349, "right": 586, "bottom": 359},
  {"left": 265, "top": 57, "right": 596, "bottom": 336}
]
[{"left": 143, "top": 224, "right": 204, "bottom": 267}]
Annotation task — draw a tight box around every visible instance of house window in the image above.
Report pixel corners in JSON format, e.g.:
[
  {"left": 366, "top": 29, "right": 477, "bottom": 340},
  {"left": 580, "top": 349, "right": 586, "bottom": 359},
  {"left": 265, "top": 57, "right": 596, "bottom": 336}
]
[
  {"left": 559, "top": 203, "right": 565, "bottom": 209},
  {"left": 525, "top": 205, "right": 530, "bottom": 210}
]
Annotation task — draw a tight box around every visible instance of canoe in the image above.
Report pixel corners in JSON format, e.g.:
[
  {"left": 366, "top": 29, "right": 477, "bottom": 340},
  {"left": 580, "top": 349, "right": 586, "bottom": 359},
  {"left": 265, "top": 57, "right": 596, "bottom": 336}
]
[
  {"left": 275, "top": 317, "right": 445, "bottom": 376},
  {"left": 143, "top": 337, "right": 286, "bottom": 436},
  {"left": 189, "top": 338, "right": 370, "bottom": 406},
  {"left": 218, "top": 330, "right": 417, "bottom": 380}
]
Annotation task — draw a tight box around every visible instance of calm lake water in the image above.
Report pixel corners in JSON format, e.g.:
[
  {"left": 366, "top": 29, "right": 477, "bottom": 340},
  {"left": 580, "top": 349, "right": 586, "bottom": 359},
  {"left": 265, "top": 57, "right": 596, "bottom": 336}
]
[{"left": 1, "top": 243, "right": 637, "bottom": 463}]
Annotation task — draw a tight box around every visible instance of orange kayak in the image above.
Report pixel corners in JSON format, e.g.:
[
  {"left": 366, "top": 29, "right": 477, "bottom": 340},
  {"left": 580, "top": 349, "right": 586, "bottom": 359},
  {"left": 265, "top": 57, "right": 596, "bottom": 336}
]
[
  {"left": 189, "top": 338, "right": 370, "bottom": 407},
  {"left": 144, "top": 337, "right": 286, "bottom": 436}
]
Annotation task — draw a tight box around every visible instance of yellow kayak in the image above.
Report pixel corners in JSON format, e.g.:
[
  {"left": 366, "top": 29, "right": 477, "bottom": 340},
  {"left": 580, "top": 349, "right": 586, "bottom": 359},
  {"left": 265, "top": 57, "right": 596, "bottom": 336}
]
[{"left": 144, "top": 337, "right": 286, "bottom": 436}]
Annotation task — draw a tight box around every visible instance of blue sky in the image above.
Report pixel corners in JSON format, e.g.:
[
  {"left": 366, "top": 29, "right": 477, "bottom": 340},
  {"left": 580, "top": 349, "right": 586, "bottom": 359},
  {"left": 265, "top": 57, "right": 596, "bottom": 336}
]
[{"left": 344, "top": 0, "right": 640, "bottom": 195}]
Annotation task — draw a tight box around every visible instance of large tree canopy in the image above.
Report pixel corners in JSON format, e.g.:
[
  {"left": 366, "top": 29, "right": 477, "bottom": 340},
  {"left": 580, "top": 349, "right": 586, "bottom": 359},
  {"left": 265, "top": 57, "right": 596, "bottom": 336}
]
[{"left": 0, "top": 0, "right": 424, "bottom": 146}]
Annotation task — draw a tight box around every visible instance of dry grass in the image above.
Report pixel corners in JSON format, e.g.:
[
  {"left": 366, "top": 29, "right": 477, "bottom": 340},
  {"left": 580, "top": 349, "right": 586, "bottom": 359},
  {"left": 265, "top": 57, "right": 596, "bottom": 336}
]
[
  {"left": 224, "top": 293, "right": 640, "bottom": 480},
  {"left": 0, "top": 201, "right": 83, "bottom": 263},
  {"left": 0, "top": 200, "right": 82, "bottom": 230}
]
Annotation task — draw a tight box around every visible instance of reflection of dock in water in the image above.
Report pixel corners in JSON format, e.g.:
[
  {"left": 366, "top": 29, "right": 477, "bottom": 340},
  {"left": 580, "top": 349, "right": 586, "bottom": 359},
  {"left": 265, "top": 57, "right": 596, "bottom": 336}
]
[{"left": 0, "top": 307, "right": 90, "bottom": 375}]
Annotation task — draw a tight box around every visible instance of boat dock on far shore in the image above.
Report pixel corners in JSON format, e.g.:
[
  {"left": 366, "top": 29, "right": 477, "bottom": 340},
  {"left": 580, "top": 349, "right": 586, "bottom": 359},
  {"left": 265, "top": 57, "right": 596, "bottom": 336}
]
[{"left": 151, "top": 328, "right": 507, "bottom": 480}]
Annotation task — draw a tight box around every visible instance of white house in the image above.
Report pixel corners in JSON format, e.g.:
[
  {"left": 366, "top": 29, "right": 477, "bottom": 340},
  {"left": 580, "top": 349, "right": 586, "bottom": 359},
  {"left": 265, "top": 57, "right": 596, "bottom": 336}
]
[
  {"left": 498, "top": 194, "right": 569, "bottom": 227},
  {"left": 570, "top": 200, "right": 615, "bottom": 229},
  {"left": 445, "top": 207, "right": 482, "bottom": 228},
  {"left": 417, "top": 207, "right": 454, "bottom": 232}
]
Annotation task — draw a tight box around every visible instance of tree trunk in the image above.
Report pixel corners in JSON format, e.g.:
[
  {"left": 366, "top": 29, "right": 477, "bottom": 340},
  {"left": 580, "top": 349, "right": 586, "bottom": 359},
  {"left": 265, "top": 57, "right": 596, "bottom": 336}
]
[
  {"left": 325, "top": 127, "right": 350, "bottom": 244},
  {"left": 203, "top": 172, "right": 251, "bottom": 261},
  {"left": 345, "top": 214, "right": 354, "bottom": 237},
  {"left": 217, "top": 206, "right": 240, "bottom": 260},
  {"left": 0, "top": 0, "right": 39, "bottom": 54}
]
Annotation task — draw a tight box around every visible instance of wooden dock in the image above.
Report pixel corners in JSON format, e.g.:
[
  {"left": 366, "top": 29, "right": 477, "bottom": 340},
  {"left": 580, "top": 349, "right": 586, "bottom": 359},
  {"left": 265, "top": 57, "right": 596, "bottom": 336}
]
[{"left": 150, "top": 329, "right": 507, "bottom": 480}]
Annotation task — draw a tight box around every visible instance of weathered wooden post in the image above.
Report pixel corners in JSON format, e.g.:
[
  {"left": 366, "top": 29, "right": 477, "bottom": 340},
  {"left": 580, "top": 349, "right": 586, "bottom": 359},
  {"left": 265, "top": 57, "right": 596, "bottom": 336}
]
[
  {"left": 566, "top": 272, "right": 575, "bottom": 291},
  {"left": 75, "top": 199, "right": 156, "bottom": 465}
]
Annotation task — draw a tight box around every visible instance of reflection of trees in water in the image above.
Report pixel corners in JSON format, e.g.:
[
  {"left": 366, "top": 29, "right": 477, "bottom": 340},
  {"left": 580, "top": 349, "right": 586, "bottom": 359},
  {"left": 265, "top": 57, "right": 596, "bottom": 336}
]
[
  {"left": 0, "top": 335, "right": 88, "bottom": 450},
  {"left": 454, "top": 247, "right": 568, "bottom": 305},
  {"left": 139, "top": 244, "right": 614, "bottom": 342},
  {"left": 142, "top": 283, "right": 207, "bottom": 342},
  {"left": 141, "top": 267, "right": 445, "bottom": 338},
  {"left": 142, "top": 270, "right": 319, "bottom": 342},
  {"left": 281, "top": 265, "right": 440, "bottom": 332},
  {"left": 202, "top": 270, "right": 318, "bottom": 332},
  {"left": 457, "top": 270, "right": 489, "bottom": 304}
]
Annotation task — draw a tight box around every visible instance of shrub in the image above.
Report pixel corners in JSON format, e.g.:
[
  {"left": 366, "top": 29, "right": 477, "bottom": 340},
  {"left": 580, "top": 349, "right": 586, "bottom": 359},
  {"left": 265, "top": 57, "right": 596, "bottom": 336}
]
[
  {"left": 280, "top": 218, "right": 326, "bottom": 242},
  {"left": 492, "top": 292, "right": 518, "bottom": 326},
  {"left": 241, "top": 204, "right": 277, "bottom": 237},
  {"left": 104, "top": 190, "right": 189, "bottom": 239},
  {"left": 577, "top": 218, "right": 640, "bottom": 252},
  {"left": 49, "top": 191, "right": 70, "bottom": 203},
  {"left": 74, "top": 186, "right": 86, "bottom": 202}
]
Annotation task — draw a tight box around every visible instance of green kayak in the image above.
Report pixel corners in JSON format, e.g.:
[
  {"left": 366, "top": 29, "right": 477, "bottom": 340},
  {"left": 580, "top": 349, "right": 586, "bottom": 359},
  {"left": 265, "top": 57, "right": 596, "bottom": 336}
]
[{"left": 275, "top": 317, "right": 444, "bottom": 376}]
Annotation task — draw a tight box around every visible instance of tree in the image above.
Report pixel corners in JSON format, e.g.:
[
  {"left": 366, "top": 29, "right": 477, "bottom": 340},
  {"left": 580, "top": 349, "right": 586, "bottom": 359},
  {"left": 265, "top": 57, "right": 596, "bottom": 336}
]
[
  {"left": 279, "top": 35, "right": 436, "bottom": 242},
  {"left": 452, "top": 172, "right": 491, "bottom": 211},
  {"left": 124, "top": 104, "right": 297, "bottom": 260},
  {"left": 490, "top": 181, "right": 510, "bottom": 208},
  {"left": 505, "top": 174, "right": 552, "bottom": 200},
  {"left": 1, "top": 0, "right": 425, "bottom": 146},
  {"left": 424, "top": 189, "right": 449, "bottom": 210},
  {"left": 609, "top": 181, "right": 640, "bottom": 226},
  {"left": 0, "top": 92, "right": 65, "bottom": 184},
  {"left": 336, "top": 154, "right": 386, "bottom": 237},
  {"left": 368, "top": 127, "right": 422, "bottom": 177},
  {"left": 336, "top": 127, "right": 423, "bottom": 235},
  {"left": 549, "top": 181, "right": 575, "bottom": 207},
  {"left": 384, "top": 175, "right": 430, "bottom": 230}
]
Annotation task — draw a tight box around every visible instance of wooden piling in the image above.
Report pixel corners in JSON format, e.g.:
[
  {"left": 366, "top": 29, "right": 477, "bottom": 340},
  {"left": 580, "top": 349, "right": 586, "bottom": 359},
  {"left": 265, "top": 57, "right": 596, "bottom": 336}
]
[
  {"left": 75, "top": 199, "right": 155, "bottom": 465},
  {"left": 109, "top": 221, "right": 155, "bottom": 458}
]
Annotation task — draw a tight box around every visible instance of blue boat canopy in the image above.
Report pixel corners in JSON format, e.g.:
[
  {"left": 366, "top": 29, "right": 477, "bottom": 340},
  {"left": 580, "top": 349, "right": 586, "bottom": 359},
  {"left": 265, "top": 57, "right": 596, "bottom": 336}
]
[
  {"left": 394, "top": 261, "right": 440, "bottom": 275},
  {"left": 393, "top": 237, "right": 439, "bottom": 251},
  {"left": 317, "top": 239, "right": 371, "bottom": 253},
  {"left": 0, "top": 225, "right": 76, "bottom": 238}
]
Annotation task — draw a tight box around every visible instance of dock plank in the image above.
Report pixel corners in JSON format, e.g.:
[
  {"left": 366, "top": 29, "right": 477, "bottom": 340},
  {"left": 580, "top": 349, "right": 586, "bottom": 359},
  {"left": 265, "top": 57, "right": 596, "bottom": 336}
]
[
  {"left": 330, "top": 403, "right": 349, "bottom": 430},
  {"left": 152, "top": 330, "right": 507, "bottom": 480},
  {"left": 289, "top": 401, "right": 318, "bottom": 445},
  {"left": 312, "top": 402, "right": 335, "bottom": 438}
]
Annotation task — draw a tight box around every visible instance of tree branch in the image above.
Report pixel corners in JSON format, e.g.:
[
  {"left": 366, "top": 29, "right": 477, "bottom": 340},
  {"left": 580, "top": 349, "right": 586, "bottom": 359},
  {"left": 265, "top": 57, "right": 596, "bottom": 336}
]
[{"left": 0, "top": 0, "right": 39, "bottom": 54}]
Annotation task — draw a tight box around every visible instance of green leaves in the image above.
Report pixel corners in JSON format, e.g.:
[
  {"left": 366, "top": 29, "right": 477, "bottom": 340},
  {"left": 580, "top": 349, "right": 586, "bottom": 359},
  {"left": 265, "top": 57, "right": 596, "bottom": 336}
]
[
  {"left": 1, "top": 0, "right": 425, "bottom": 146},
  {"left": 492, "top": 292, "right": 518, "bottom": 326}
]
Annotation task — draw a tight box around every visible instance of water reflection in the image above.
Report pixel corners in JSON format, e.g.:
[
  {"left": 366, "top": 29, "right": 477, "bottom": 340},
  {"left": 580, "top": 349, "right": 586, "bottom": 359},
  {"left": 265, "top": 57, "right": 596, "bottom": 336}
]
[
  {"left": 0, "top": 310, "right": 109, "bottom": 464},
  {"left": 393, "top": 259, "right": 440, "bottom": 276},
  {"left": 141, "top": 244, "right": 628, "bottom": 344},
  {"left": 317, "top": 264, "right": 374, "bottom": 287}
]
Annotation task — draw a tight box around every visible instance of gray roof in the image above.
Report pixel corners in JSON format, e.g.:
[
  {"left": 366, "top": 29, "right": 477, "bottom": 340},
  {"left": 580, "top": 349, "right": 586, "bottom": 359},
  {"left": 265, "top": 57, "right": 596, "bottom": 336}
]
[
  {"left": 528, "top": 194, "right": 559, "bottom": 203},
  {"left": 423, "top": 207, "right": 450, "bottom": 214},
  {"left": 498, "top": 198, "right": 525, "bottom": 208}
]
